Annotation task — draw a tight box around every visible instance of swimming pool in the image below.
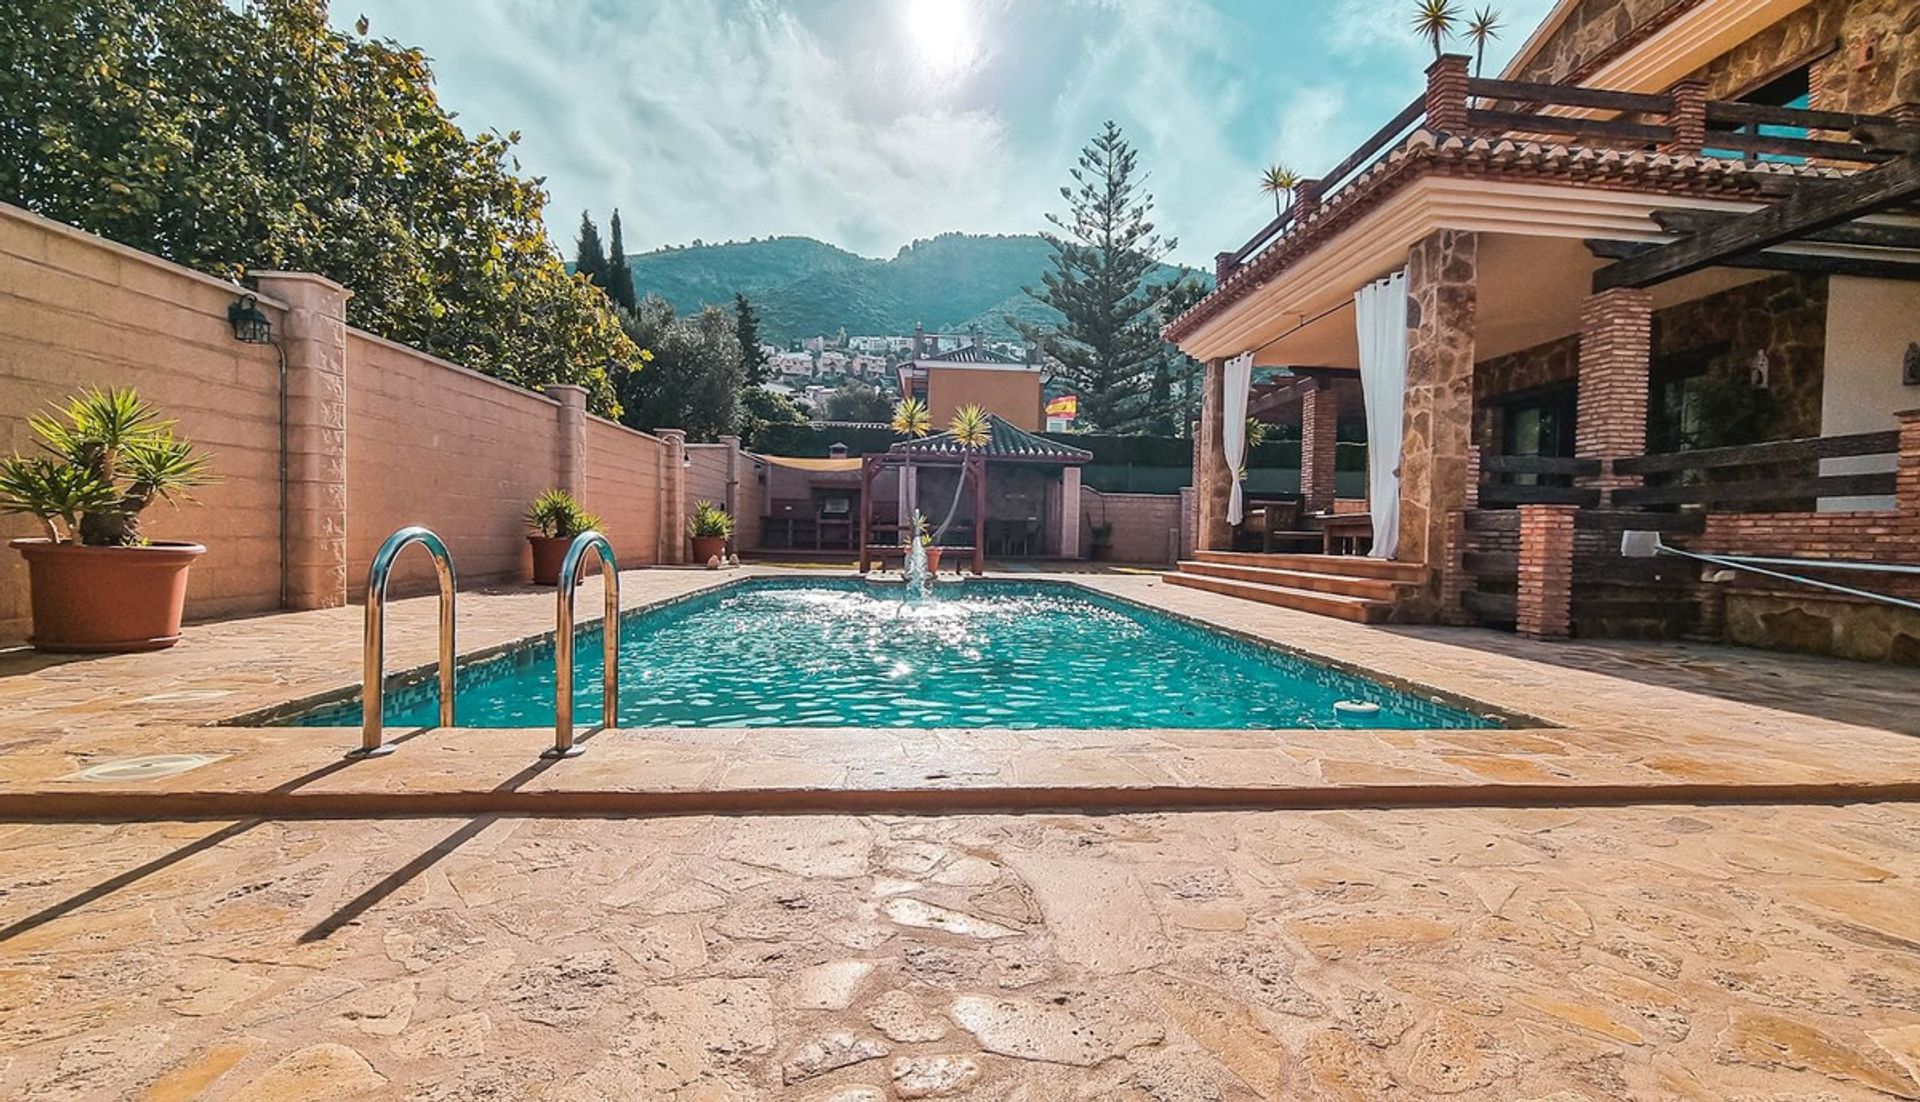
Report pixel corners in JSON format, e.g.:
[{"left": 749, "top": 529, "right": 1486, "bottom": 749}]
[{"left": 289, "top": 578, "right": 1501, "bottom": 730}]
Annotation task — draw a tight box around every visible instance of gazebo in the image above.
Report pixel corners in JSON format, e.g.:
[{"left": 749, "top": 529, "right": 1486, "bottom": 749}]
[{"left": 858, "top": 414, "right": 1093, "bottom": 575}]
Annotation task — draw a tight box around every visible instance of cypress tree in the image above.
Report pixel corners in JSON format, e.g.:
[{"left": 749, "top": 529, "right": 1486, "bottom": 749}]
[
  {"left": 573, "top": 210, "right": 606, "bottom": 285},
  {"left": 734, "top": 293, "right": 769, "bottom": 387},
  {"left": 605, "top": 209, "right": 637, "bottom": 311}
]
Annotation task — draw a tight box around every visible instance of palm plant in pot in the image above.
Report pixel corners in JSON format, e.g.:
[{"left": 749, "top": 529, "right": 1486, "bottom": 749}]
[
  {"left": 687, "top": 500, "right": 733, "bottom": 564},
  {"left": 1, "top": 388, "right": 214, "bottom": 652},
  {"left": 526, "top": 489, "right": 602, "bottom": 585}
]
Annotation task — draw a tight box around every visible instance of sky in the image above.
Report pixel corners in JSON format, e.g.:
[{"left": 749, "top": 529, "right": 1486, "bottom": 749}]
[{"left": 328, "top": 0, "right": 1555, "bottom": 267}]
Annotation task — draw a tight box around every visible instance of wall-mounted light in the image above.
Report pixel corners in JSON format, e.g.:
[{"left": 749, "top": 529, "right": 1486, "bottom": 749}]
[
  {"left": 1748, "top": 349, "right": 1770, "bottom": 389},
  {"left": 227, "top": 294, "right": 272, "bottom": 344}
]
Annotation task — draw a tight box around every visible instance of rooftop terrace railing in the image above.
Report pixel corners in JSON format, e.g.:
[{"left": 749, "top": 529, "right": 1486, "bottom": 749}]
[{"left": 1217, "top": 55, "right": 1915, "bottom": 280}]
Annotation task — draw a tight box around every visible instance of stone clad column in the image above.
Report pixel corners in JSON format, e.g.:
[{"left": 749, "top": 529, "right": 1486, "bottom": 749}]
[
  {"left": 253, "top": 271, "right": 350, "bottom": 611},
  {"left": 1196, "top": 359, "right": 1234, "bottom": 551},
  {"left": 659, "top": 428, "right": 687, "bottom": 564},
  {"left": 1299, "top": 379, "right": 1338, "bottom": 514},
  {"left": 1396, "top": 230, "right": 1478, "bottom": 575},
  {"left": 1059, "top": 465, "right": 1082, "bottom": 559},
  {"left": 1575, "top": 287, "right": 1653, "bottom": 504},
  {"left": 548, "top": 385, "right": 588, "bottom": 500}
]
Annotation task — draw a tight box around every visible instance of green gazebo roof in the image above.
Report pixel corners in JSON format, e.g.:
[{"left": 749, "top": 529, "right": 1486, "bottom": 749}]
[{"left": 889, "top": 414, "right": 1091, "bottom": 464}]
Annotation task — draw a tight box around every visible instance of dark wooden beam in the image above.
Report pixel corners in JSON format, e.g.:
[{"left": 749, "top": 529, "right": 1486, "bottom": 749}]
[
  {"left": 1466, "top": 108, "right": 1670, "bottom": 144},
  {"left": 1650, "top": 209, "right": 1920, "bottom": 250},
  {"left": 1854, "top": 121, "right": 1920, "bottom": 157},
  {"left": 1593, "top": 155, "right": 1920, "bottom": 290},
  {"left": 1585, "top": 238, "right": 1920, "bottom": 281}
]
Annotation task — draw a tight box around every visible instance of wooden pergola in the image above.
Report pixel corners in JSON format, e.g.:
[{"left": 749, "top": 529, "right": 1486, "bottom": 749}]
[{"left": 857, "top": 414, "right": 1093, "bottom": 576}]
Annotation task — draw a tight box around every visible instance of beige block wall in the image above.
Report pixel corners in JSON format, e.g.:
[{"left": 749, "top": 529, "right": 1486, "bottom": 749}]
[
  {"left": 1081, "top": 488, "right": 1183, "bottom": 564},
  {"left": 683, "top": 440, "right": 767, "bottom": 553},
  {"left": 0, "top": 203, "right": 682, "bottom": 640},
  {"left": 583, "top": 415, "right": 665, "bottom": 568},
  {"left": 344, "top": 331, "right": 566, "bottom": 594},
  {"left": 0, "top": 205, "right": 286, "bottom": 639}
]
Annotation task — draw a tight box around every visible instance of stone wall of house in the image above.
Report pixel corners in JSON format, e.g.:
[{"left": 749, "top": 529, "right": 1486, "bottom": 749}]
[
  {"left": 1080, "top": 489, "right": 1182, "bottom": 564},
  {"left": 1508, "top": 0, "right": 1691, "bottom": 85},
  {"left": 0, "top": 202, "right": 681, "bottom": 641},
  {"left": 1690, "top": 0, "right": 1920, "bottom": 112},
  {"left": 1472, "top": 335, "right": 1580, "bottom": 453},
  {"left": 1653, "top": 273, "right": 1827, "bottom": 440}
]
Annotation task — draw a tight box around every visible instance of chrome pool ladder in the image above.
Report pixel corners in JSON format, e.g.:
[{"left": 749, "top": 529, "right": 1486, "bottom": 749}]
[
  {"left": 548, "top": 530, "right": 620, "bottom": 758},
  {"left": 353, "top": 526, "right": 457, "bottom": 758}
]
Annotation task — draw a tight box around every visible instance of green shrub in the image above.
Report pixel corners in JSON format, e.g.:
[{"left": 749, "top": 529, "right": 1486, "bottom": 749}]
[
  {"left": 525, "top": 489, "right": 601, "bottom": 539},
  {"left": 0, "top": 388, "right": 213, "bottom": 546},
  {"left": 687, "top": 500, "right": 734, "bottom": 539}
]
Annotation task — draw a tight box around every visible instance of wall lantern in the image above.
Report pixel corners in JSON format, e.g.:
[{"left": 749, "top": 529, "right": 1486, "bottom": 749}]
[{"left": 227, "top": 294, "right": 273, "bottom": 344}]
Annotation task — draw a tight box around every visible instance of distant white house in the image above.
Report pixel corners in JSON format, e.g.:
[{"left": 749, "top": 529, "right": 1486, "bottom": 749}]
[
  {"left": 817, "top": 350, "right": 849, "bottom": 373},
  {"left": 774, "top": 351, "right": 814, "bottom": 378}
]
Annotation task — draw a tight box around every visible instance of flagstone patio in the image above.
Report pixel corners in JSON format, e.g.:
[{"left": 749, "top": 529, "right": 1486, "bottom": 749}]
[{"left": 3, "top": 567, "right": 1919, "bottom": 1099}]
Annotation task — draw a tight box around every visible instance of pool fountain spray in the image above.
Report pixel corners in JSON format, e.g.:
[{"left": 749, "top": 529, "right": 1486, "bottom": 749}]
[{"left": 902, "top": 510, "right": 933, "bottom": 598}]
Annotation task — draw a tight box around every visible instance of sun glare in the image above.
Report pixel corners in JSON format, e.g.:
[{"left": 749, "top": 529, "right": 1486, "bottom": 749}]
[{"left": 904, "top": 0, "right": 980, "bottom": 82}]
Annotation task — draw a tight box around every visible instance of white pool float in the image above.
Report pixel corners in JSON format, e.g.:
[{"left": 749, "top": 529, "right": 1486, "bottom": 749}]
[{"left": 1333, "top": 699, "right": 1380, "bottom": 717}]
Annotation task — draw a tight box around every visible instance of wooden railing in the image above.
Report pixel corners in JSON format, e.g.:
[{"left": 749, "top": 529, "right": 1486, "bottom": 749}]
[
  {"left": 1611, "top": 430, "right": 1899, "bottom": 509},
  {"left": 1477, "top": 454, "right": 1600, "bottom": 508},
  {"left": 1215, "top": 57, "right": 1914, "bottom": 279}
]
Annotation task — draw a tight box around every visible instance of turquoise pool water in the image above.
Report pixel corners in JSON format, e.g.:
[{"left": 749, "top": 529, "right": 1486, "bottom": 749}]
[{"left": 290, "top": 579, "right": 1500, "bottom": 730}]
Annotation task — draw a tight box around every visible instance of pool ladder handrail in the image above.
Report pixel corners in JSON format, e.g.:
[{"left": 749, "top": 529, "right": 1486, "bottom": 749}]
[
  {"left": 354, "top": 525, "right": 457, "bottom": 758},
  {"left": 548, "top": 530, "right": 619, "bottom": 758}
]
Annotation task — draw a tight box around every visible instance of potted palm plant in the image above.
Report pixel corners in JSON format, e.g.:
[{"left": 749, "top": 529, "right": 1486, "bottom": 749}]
[
  {"left": 687, "top": 500, "right": 733, "bottom": 564},
  {"left": 1, "top": 388, "right": 213, "bottom": 652},
  {"left": 526, "top": 489, "right": 602, "bottom": 585}
]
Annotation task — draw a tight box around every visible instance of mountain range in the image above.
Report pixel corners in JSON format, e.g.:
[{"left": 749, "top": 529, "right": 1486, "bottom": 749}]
[{"left": 620, "top": 232, "right": 1201, "bottom": 344}]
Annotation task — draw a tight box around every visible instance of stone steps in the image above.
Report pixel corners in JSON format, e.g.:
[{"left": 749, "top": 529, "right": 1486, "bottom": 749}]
[
  {"left": 1190, "top": 550, "right": 1426, "bottom": 583},
  {"left": 1174, "top": 559, "right": 1413, "bottom": 602},
  {"left": 1161, "top": 571, "right": 1392, "bottom": 624}
]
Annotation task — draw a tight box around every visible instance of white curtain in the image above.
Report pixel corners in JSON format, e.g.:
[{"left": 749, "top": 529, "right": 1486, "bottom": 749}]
[
  {"left": 1354, "top": 272, "right": 1408, "bottom": 559},
  {"left": 1221, "top": 352, "right": 1253, "bottom": 524}
]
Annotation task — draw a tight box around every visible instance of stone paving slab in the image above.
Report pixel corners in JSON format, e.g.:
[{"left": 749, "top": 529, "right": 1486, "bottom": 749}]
[
  {"left": 4, "top": 567, "right": 1920, "bottom": 818},
  {"left": 2, "top": 804, "right": 1919, "bottom": 1100}
]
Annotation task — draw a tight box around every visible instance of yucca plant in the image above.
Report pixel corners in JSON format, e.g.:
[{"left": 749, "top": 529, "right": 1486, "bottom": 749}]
[
  {"left": 1412, "top": 0, "right": 1461, "bottom": 59},
  {"left": 930, "top": 404, "right": 993, "bottom": 546},
  {"left": 1260, "top": 164, "right": 1303, "bottom": 217},
  {"left": 891, "top": 396, "right": 932, "bottom": 536},
  {"left": 686, "top": 499, "right": 734, "bottom": 540},
  {"left": 1466, "top": 6, "right": 1503, "bottom": 77},
  {"left": 525, "top": 489, "right": 601, "bottom": 539},
  {"left": 0, "top": 387, "right": 213, "bottom": 546}
]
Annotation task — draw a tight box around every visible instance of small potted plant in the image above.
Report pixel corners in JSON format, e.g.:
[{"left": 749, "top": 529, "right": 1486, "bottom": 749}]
[
  {"left": 526, "top": 489, "right": 602, "bottom": 585},
  {"left": 1, "top": 388, "right": 213, "bottom": 652},
  {"left": 910, "top": 511, "right": 943, "bottom": 574},
  {"left": 1089, "top": 522, "right": 1115, "bottom": 562},
  {"left": 687, "top": 499, "right": 733, "bottom": 564}
]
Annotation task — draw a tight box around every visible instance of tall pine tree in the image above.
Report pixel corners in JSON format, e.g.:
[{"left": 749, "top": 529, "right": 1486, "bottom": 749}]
[
  {"left": 1017, "top": 121, "right": 1176, "bottom": 433},
  {"left": 573, "top": 210, "right": 606, "bottom": 286},
  {"left": 604, "top": 209, "right": 637, "bottom": 311}
]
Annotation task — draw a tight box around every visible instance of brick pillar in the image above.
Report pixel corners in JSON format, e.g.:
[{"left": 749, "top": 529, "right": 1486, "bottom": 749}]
[
  {"left": 1060, "top": 465, "right": 1082, "bottom": 559},
  {"left": 1424, "top": 54, "right": 1471, "bottom": 134},
  {"left": 1516, "top": 504, "right": 1576, "bottom": 640},
  {"left": 1663, "top": 81, "right": 1707, "bottom": 156},
  {"left": 1293, "top": 178, "right": 1323, "bottom": 220},
  {"left": 1300, "top": 379, "right": 1338, "bottom": 514},
  {"left": 1397, "top": 230, "right": 1478, "bottom": 620},
  {"left": 1438, "top": 510, "right": 1473, "bottom": 625},
  {"left": 1897, "top": 409, "right": 1920, "bottom": 532},
  {"left": 252, "top": 271, "right": 350, "bottom": 610},
  {"left": 1196, "top": 359, "right": 1234, "bottom": 551},
  {"left": 1575, "top": 287, "right": 1653, "bottom": 504},
  {"left": 660, "top": 428, "right": 687, "bottom": 564},
  {"left": 549, "top": 384, "right": 588, "bottom": 500},
  {"left": 1215, "top": 252, "right": 1237, "bottom": 283}
]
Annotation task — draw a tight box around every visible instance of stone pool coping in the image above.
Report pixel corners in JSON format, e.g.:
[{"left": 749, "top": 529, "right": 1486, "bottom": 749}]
[{"left": 3, "top": 566, "right": 1920, "bottom": 819}]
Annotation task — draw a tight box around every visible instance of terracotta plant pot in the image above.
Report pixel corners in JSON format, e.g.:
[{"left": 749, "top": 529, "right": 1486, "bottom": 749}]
[
  {"left": 11, "top": 538, "right": 205, "bottom": 653},
  {"left": 690, "top": 535, "right": 728, "bottom": 564},
  {"left": 528, "top": 535, "right": 570, "bottom": 585},
  {"left": 925, "top": 546, "right": 943, "bottom": 574}
]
